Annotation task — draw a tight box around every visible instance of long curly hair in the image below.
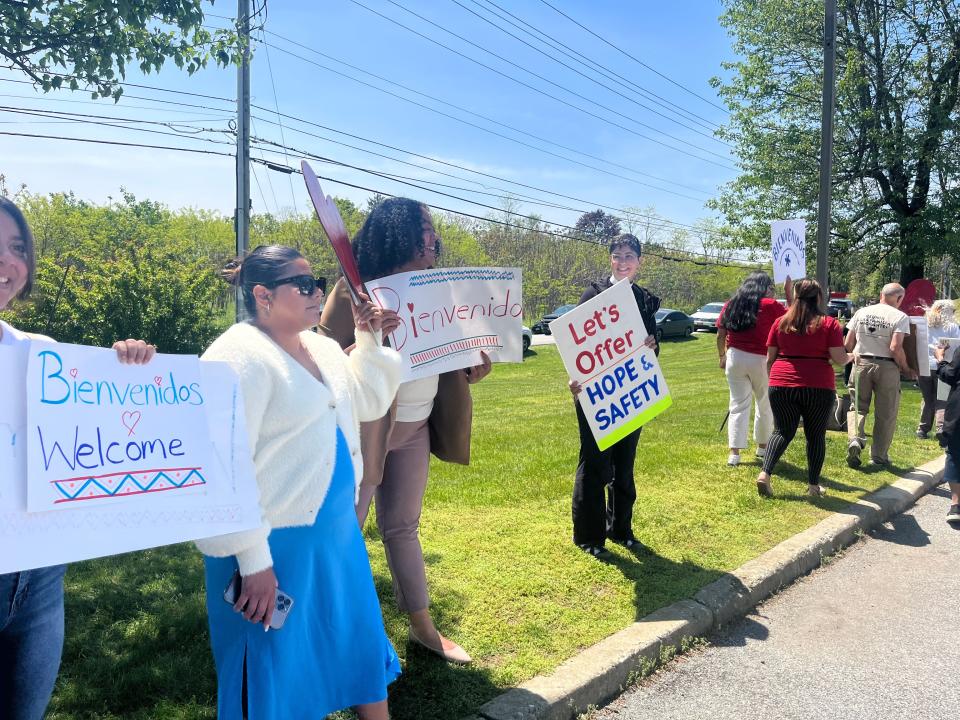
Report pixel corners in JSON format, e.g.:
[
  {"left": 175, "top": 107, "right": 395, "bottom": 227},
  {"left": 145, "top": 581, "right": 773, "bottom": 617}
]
[
  {"left": 720, "top": 271, "right": 774, "bottom": 332},
  {"left": 0, "top": 197, "right": 36, "bottom": 300},
  {"left": 352, "top": 197, "right": 428, "bottom": 281},
  {"left": 927, "top": 299, "right": 956, "bottom": 329}
]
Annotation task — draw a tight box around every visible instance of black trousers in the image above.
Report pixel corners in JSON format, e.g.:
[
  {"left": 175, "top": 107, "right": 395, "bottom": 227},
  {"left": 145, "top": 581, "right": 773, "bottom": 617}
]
[
  {"left": 572, "top": 400, "right": 641, "bottom": 547},
  {"left": 762, "top": 386, "right": 835, "bottom": 485}
]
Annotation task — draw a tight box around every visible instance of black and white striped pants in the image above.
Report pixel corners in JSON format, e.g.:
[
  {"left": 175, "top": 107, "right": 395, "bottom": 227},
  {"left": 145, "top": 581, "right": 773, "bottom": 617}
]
[{"left": 762, "top": 386, "right": 835, "bottom": 485}]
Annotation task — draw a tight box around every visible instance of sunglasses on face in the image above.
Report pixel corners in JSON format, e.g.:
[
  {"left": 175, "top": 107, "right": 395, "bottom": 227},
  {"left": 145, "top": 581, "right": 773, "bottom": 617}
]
[{"left": 262, "top": 274, "right": 327, "bottom": 296}]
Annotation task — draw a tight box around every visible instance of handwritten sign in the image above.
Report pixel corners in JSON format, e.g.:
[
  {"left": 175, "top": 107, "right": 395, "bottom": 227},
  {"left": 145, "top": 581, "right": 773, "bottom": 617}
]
[
  {"left": 771, "top": 219, "right": 806, "bottom": 283},
  {"left": 25, "top": 344, "right": 217, "bottom": 512},
  {"left": 0, "top": 342, "right": 261, "bottom": 573},
  {"left": 551, "top": 279, "right": 672, "bottom": 450},
  {"left": 365, "top": 267, "right": 524, "bottom": 382}
]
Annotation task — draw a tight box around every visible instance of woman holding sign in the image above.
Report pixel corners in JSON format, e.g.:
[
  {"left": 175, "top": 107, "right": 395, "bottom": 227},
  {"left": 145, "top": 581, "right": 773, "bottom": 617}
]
[
  {"left": 917, "top": 300, "right": 959, "bottom": 439},
  {"left": 320, "top": 198, "right": 490, "bottom": 665},
  {"left": 716, "top": 272, "right": 792, "bottom": 466},
  {"left": 0, "top": 198, "right": 156, "bottom": 720},
  {"left": 569, "top": 234, "right": 659, "bottom": 558},
  {"left": 757, "top": 279, "right": 852, "bottom": 498},
  {"left": 199, "top": 246, "right": 402, "bottom": 719}
]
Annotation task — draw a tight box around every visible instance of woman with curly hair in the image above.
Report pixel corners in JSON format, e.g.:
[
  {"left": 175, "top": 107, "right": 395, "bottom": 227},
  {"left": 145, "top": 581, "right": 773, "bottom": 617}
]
[
  {"left": 917, "top": 299, "right": 960, "bottom": 439},
  {"left": 320, "top": 197, "right": 490, "bottom": 665},
  {"left": 716, "top": 272, "right": 793, "bottom": 466}
]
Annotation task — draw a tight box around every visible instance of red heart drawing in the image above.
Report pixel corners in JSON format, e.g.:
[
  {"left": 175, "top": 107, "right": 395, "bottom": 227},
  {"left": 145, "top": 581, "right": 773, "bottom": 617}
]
[
  {"left": 69, "top": 368, "right": 78, "bottom": 379},
  {"left": 407, "top": 302, "right": 415, "bottom": 314},
  {"left": 154, "top": 376, "right": 163, "bottom": 386},
  {"left": 121, "top": 411, "right": 142, "bottom": 437}
]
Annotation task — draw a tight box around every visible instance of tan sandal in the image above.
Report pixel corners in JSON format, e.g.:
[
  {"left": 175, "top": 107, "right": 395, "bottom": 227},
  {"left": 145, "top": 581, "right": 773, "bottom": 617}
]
[
  {"left": 756, "top": 475, "right": 773, "bottom": 498},
  {"left": 408, "top": 627, "right": 472, "bottom": 665}
]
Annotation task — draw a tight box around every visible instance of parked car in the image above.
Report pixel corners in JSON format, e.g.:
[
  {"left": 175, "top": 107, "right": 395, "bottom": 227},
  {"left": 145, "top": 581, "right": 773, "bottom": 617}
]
[
  {"left": 532, "top": 303, "right": 577, "bottom": 335},
  {"left": 691, "top": 302, "right": 725, "bottom": 332},
  {"left": 654, "top": 309, "right": 695, "bottom": 341},
  {"left": 522, "top": 325, "right": 532, "bottom": 353},
  {"left": 827, "top": 298, "right": 854, "bottom": 319}
]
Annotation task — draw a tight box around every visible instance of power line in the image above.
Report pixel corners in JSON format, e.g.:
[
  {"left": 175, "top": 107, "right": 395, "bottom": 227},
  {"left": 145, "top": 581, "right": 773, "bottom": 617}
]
[
  {"left": 0, "top": 130, "right": 236, "bottom": 158},
  {"left": 473, "top": 0, "right": 723, "bottom": 132},
  {"left": 261, "top": 38, "right": 711, "bottom": 200},
  {"left": 446, "top": 0, "right": 728, "bottom": 144},
  {"left": 253, "top": 156, "right": 755, "bottom": 269},
  {"left": 259, "top": 30, "right": 300, "bottom": 215},
  {"left": 537, "top": 0, "right": 729, "bottom": 114},
  {"left": 347, "top": 0, "right": 735, "bottom": 169},
  {"left": 243, "top": 105, "right": 725, "bottom": 238}
]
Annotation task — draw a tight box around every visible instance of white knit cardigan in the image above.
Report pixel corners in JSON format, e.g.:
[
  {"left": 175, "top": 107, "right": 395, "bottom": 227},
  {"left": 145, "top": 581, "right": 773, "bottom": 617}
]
[{"left": 196, "top": 322, "right": 401, "bottom": 575}]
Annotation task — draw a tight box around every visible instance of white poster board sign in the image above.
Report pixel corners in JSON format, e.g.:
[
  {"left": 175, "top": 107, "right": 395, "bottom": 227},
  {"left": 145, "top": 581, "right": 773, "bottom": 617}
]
[
  {"left": 771, "top": 219, "right": 806, "bottom": 283},
  {"left": 26, "top": 344, "right": 218, "bottom": 512},
  {"left": 551, "top": 279, "right": 672, "bottom": 450},
  {"left": 365, "top": 267, "right": 523, "bottom": 382},
  {"left": 0, "top": 342, "right": 261, "bottom": 573}
]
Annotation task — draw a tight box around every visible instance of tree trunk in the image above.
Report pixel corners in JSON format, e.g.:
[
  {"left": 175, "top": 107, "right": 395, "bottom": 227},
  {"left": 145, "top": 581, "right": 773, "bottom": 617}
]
[
  {"left": 900, "top": 262, "right": 925, "bottom": 286},
  {"left": 898, "top": 224, "right": 925, "bottom": 285}
]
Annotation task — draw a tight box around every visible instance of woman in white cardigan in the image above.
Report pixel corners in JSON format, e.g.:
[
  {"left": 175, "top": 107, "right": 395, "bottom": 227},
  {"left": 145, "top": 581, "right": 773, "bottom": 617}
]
[{"left": 198, "top": 245, "right": 402, "bottom": 720}]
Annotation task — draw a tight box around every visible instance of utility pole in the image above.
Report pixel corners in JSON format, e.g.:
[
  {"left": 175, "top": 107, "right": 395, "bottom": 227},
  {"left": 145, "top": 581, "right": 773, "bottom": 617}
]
[
  {"left": 815, "top": 0, "right": 837, "bottom": 299},
  {"left": 235, "top": 0, "right": 251, "bottom": 321}
]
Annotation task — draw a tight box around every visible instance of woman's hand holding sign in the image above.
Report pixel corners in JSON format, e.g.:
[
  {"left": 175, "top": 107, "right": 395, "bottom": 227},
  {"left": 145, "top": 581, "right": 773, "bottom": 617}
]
[
  {"left": 351, "top": 292, "right": 384, "bottom": 333},
  {"left": 111, "top": 339, "right": 157, "bottom": 365}
]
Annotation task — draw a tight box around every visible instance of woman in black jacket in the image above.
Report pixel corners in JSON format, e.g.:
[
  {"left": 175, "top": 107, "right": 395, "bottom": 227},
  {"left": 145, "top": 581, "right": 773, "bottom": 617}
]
[
  {"left": 934, "top": 342, "right": 960, "bottom": 524},
  {"left": 569, "top": 234, "right": 659, "bottom": 557}
]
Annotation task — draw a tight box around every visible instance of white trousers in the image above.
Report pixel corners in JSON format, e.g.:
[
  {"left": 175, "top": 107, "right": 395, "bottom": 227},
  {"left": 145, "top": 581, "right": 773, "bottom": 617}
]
[{"left": 725, "top": 347, "right": 773, "bottom": 450}]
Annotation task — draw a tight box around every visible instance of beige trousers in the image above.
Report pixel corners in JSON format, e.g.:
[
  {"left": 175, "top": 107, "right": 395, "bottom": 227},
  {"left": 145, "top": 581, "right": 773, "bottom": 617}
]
[
  {"left": 847, "top": 358, "right": 902, "bottom": 463},
  {"left": 356, "top": 418, "right": 432, "bottom": 614}
]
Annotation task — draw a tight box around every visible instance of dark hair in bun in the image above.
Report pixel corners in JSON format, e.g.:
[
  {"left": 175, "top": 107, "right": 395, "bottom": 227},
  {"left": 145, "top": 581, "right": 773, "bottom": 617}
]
[{"left": 222, "top": 245, "right": 304, "bottom": 316}]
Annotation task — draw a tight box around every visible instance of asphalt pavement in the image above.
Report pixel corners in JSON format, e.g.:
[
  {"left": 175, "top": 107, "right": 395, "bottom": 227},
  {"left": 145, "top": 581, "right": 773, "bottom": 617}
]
[{"left": 595, "top": 481, "right": 959, "bottom": 720}]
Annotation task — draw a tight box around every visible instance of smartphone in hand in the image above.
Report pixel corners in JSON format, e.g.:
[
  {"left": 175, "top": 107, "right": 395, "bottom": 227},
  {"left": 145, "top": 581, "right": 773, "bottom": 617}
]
[{"left": 223, "top": 571, "right": 295, "bottom": 630}]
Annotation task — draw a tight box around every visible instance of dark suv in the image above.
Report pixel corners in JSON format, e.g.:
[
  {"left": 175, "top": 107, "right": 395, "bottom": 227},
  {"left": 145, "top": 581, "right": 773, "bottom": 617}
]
[
  {"left": 532, "top": 304, "right": 577, "bottom": 335},
  {"left": 827, "top": 298, "right": 854, "bottom": 319}
]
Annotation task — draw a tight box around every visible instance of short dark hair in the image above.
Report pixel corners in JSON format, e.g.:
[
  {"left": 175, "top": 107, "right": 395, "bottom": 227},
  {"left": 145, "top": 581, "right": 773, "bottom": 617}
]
[
  {"left": 352, "top": 197, "right": 428, "bottom": 281},
  {"left": 609, "top": 233, "right": 641, "bottom": 257},
  {"left": 221, "top": 245, "right": 304, "bottom": 317},
  {"left": 0, "top": 197, "right": 36, "bottom": 299}
]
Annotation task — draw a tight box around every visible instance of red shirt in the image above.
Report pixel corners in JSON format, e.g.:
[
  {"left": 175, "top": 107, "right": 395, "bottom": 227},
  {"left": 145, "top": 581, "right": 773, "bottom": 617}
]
[
  {"left": 717, "top": 297, "right": 786, "bottom": 355},
  {"left": 766, "top": 316, "right": 844, "bottom": 389}
]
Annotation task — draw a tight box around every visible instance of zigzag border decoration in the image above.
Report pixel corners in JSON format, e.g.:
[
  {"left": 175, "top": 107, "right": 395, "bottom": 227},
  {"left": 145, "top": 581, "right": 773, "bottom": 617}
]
[
  {"left": 410, "top": 335, "right": 503, "bottom": 369},
  {"left": 51, "top": 467, "right": 206, "bottom": 504}
]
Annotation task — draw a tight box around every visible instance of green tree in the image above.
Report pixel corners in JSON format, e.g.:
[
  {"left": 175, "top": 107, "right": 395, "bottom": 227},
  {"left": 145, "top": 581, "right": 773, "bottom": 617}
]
[
  {"left": 713, "top": 0, "right": 960, "bottom": 286},
  {"left": 574, "top": 209, "right": 622, "bottom": 244},
  {"left": 1, "top": 0, "right": 240, "bottom": 99}
]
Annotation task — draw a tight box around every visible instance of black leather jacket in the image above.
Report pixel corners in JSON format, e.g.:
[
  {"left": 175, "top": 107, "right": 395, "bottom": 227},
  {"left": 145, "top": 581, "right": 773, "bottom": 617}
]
[{"left": 578, "top": 278, "right": 661, "bottom": 355}]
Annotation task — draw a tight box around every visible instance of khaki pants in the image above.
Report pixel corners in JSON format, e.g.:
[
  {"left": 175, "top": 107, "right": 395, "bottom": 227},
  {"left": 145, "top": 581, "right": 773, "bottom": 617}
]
[{"left": 847, "top": 358, "right": 902, "bottom": 463}]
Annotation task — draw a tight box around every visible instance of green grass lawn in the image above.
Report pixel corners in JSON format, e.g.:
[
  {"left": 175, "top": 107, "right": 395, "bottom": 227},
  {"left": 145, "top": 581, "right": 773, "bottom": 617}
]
[{"left": 48, "top": 334, "right": 941, "bottom": 720}]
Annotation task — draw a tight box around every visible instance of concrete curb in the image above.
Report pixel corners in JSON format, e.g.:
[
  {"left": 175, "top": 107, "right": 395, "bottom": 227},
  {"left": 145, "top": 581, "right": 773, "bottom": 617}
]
[{"left": 470, "top": 455, "right": 945, "bottom": 720}]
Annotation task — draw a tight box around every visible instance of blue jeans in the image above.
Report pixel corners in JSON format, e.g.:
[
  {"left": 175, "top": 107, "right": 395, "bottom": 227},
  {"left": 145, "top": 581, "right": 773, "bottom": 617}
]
[{"left": 0, "top": 565, "right": 67, "bottom": 720}]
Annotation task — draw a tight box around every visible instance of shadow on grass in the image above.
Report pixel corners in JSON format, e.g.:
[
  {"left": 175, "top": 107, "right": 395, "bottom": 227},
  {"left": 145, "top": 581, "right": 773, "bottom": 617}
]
[
  {"left": 51, "top": 544, "right": 217, "bottom": 720},
  {"left": 370, "top": 570, "right": 503, "bottom": 720}
]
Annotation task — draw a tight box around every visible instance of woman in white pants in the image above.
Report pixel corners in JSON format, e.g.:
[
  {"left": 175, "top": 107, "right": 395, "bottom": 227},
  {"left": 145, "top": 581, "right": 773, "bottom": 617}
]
[{"left": 716, "top": 272, "right": 793, "bottom": 466}]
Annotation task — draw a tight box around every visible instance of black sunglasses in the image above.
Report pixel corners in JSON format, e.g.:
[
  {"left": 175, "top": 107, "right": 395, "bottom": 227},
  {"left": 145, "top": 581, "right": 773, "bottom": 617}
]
[{"left": 262, "top": 274, "right": 327, "bottom": 296}]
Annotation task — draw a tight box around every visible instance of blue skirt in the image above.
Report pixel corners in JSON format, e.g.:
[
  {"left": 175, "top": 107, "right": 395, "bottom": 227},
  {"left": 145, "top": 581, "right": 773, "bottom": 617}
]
[{"left": 204, "top": 428, "right": 401, "bottom": 719}]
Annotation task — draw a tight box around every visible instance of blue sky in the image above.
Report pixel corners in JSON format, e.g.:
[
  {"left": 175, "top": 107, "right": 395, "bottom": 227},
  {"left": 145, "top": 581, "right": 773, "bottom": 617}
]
[{"left": 0, "top": 0, "right": 737, "bottom": 235}]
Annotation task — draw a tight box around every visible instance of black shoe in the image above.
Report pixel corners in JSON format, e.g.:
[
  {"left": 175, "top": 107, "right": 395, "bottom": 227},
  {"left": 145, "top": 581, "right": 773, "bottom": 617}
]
[
  {"left": 577, "top": 543, "right": 609, "bottom": 558},
  {"left": 609, "top": 536, "right": 650, "bottom": 554},
  {"left": 916, "top": 430, "right": 929, "bottom": 439},
  {"left": 947, "top": 505, "right": 960, "bottom": 524}
]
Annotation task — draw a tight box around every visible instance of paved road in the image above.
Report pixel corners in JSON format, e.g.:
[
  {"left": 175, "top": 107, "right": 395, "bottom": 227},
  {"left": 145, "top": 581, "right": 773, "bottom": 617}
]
[{"left": 596, "top": 482, "right": 959, "bottom": 720}]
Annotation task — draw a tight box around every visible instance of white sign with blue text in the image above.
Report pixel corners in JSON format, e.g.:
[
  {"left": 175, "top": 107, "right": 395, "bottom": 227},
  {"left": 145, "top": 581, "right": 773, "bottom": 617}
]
[
  {"left": 771, "top": 219, "right": 806, "bottom": 283},
  {"left": 26, "top": 343, "right": 217, "bottom": 512},
  {"left": 0, "top": 341, "right": 261, "bottom": 573},
  {"left": 551, "top": 279, "right": 672, "bottom": 450}
]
